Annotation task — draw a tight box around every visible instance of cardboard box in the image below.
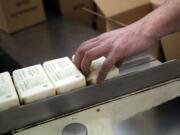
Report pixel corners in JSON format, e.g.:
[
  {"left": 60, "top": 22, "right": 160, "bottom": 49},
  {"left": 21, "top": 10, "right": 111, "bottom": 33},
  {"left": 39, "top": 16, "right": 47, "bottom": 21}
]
[
  {"left": 150, "top": 41, "right": 162, "bottom": 60},
  {"left": 0, "top": 0, "right": 46, "bottom": 33},
  {"left": 96, "top": 1, "right": 159, "bottom": 57},
  {"left": 95, "top": 0, "right": 162, "bottom": 59},
  {"left": 59, "top": 0, "right": 152, "bottom": 32},
  {"left": 150, "top": 0, "right": 166, "bottom": 9},
  {"left": 95, "top": 0, "right": 152, "bottom": 32},
  {"left": 151, "top": 0, "right": 180, "bottom": 61},
  {"left": 59, "top": 0, "right": 95, "bottom": 28},
  {"left": 161, "top": 31, "right": 180, "bottom": 61}
]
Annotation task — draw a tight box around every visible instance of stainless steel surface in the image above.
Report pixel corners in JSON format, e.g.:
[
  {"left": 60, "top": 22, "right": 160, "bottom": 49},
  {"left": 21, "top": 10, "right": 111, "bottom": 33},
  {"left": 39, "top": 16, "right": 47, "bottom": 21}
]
[
  {"left": 62, "top": 123, "right": 87, "bottom": 135},
  {"left": 14, "top": 79, "right": 180, "bottom": 135},
  {"left": 113, "top": 97, "right": 180, "bottom": 135},
  {"left": 120, "top": 60, "right": 161, "bottom": 76},
  {"left": 0, "top": 16, "right": 152, "bottom": 69},
  {"left": 0, "top": 17, "right": 99, "bottom": 67},
  {"left": 0, "top": 60, "right": 179, "bottom": 135},
  {"left": 0, "top": 15, "right": 179, "bottom": 135}
]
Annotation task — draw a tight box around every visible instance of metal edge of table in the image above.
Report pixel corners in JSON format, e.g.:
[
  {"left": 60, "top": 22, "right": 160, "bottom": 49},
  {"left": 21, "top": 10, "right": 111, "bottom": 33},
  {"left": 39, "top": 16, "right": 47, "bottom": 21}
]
[{"left": 0, "top": 60, "right": 180, "bottom": 135}]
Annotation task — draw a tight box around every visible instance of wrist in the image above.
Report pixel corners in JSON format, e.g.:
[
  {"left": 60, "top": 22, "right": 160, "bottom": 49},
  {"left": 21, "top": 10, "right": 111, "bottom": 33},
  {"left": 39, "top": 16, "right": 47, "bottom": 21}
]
[
  {"left": 134, "top": 18, "right": 160, "bottom": 41},
  {"left": 127, "top": 19, "right": 159, "bottom": 46}
]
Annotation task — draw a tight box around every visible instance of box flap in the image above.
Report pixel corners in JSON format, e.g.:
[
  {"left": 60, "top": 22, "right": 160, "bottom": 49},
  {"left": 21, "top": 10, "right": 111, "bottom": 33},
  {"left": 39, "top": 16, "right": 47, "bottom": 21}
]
[
  {"left": 94, "top": 0, "right": 150, "bottom": 17},
  {"left": 150, "top": 0, "right": 165, "bottom": 6},
  {"left": 150, "top": 0, "right": 165, "bottom": 8},
  {"left": 161, "top": 31, "right": 180, "bottom": 61}
]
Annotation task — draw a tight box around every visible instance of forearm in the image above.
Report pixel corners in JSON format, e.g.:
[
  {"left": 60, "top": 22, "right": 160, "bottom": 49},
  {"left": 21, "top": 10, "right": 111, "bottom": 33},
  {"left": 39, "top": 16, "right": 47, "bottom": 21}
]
[
  {"left": 74, "top": 0, "right": 180, "bottom": 82},
  {"left": 136, "top": 0, "right": 180, "bottom": 40}
]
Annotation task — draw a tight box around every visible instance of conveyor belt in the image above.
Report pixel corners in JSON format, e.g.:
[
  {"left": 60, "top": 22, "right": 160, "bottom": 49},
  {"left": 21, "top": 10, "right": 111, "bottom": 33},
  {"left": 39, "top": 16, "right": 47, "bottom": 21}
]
[{"left": 0, "top": 60, "right": 180, "bottom": 135}]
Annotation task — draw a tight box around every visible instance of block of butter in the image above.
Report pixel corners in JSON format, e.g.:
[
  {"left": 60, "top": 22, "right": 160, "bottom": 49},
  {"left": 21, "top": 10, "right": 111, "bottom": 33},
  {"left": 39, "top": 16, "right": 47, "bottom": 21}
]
[
  {"left": 72, "top": 56, "right": 119, "bottom": 84},
  {"left": 13, "top": 65, "right": 55, "bottom": 104},
  {"left": 0, "top": 72, "right": 20, "bottom": 111},
  {"left": 87, "top": 57, "right": 119, "bottom": 84},
  {"left": 43, "top": 57, "right": 86, "bottom": 94}
]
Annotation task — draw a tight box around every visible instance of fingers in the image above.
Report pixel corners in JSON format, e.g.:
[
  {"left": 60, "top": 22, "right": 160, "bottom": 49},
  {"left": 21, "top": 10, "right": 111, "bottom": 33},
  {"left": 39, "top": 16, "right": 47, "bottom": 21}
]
[
  {"left": 74, "top": 34, "right": 110, "bottom": 68},
  {"left": 97, "top": 53, "right": 116, "bottom": 83},
  {"left": 80, "top": 44, "right": 110, "bottom": 76},
  {"left": 75, "top": 40, "right": 99, "bottom": 68},
  {"left": 80, "top": 37, "right": 99, "bottom": 47},
  {"left": 97, "top": 49, "right": 124, "bottom": 83}
]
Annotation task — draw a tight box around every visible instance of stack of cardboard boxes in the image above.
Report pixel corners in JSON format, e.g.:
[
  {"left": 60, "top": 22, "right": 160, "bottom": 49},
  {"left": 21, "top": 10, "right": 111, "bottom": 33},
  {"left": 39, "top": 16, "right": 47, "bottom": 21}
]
[
  {"left": 0, "top": 0, "right": 46, "bottom": 33},
  {"left": 59, "top": 0, "right": 180, "bottom": 61}
]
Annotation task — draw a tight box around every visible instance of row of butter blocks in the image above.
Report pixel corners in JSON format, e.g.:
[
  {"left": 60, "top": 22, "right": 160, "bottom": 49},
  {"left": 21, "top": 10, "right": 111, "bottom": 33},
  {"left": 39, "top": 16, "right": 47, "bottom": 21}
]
[{"left": 0, "top": 57, "right": 119, "bottom": 111}]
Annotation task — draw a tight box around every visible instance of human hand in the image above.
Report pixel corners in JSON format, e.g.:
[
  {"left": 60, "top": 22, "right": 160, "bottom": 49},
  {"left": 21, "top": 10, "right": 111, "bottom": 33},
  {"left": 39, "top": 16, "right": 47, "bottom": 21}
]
[{"left": 74, "top": 23, "right": 156, "bottom": 83}]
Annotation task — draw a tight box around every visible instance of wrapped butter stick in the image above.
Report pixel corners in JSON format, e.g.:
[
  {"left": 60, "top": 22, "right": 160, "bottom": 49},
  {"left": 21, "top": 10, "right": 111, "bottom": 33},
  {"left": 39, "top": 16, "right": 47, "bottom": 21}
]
[
  {"left": 43, "top": 57, "right": 86, "bottom": 94},
  {"left": 0, "top": 72, "right": 20, "bottom": 111},
  {"left": 72, "top": 55, "right": 119, "bottom": 84},
  {"left": 13, "top": 65, "right": 55, "bottom": 104}
]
